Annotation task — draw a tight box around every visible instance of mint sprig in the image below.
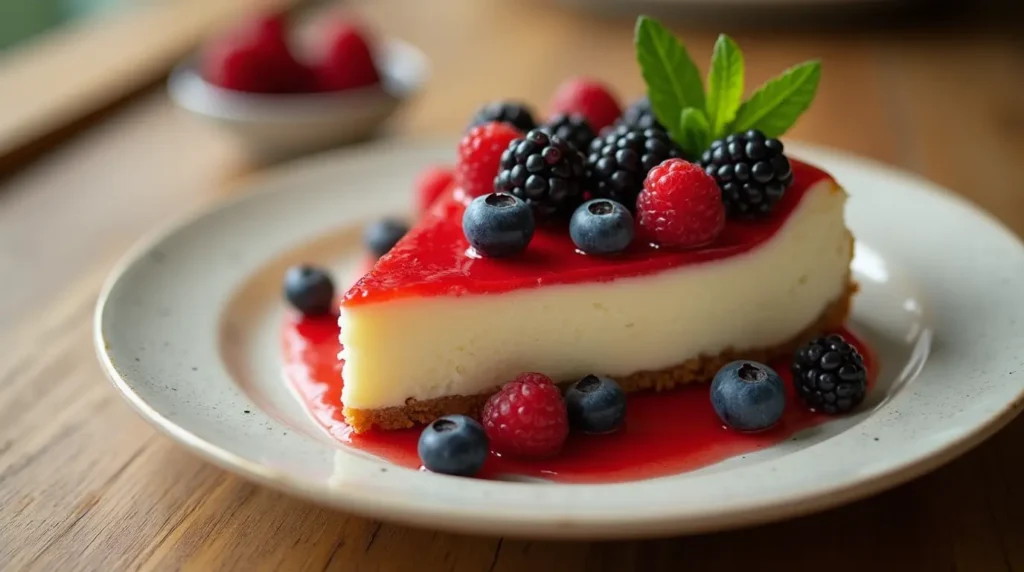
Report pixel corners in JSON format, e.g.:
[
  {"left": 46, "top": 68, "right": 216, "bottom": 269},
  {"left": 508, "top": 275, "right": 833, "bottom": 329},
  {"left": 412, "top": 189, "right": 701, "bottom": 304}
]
[
  {"left": 634, "top": 16, "right": 705, "bottom": 148},
  {"left": 633, "top": 16, "right": 821, "bottom": 157},
  {"left": 705, "top": 34, "right": 744, "bottom": 140},
  {"left": 730, "top": 61, "right": 821, "bottom": 138}
]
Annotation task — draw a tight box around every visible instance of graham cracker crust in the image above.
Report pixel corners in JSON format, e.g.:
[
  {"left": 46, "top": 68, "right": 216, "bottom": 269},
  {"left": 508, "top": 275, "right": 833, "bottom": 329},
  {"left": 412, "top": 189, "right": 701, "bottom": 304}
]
[{"left": 344, "top": 279, "right": 857, "bottom": 433}]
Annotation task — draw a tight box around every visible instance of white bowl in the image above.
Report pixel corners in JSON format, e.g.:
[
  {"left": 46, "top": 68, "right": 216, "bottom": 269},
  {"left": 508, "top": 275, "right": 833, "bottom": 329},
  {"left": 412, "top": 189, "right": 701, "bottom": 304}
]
[{"left": 168, "top": 39, "right": 428, "bottom": 163}]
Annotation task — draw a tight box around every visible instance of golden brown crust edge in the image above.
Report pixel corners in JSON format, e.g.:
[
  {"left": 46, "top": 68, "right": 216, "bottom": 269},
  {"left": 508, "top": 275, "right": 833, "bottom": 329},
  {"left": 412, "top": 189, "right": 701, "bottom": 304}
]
[{"left": 343, "top": 277, "right": 857, "bottom": 433}]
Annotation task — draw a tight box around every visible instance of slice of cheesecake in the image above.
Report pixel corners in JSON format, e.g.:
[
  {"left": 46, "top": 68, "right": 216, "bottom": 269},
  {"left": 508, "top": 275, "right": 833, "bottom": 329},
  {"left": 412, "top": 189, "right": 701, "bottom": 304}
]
[{"left": 339, "top": 160, "right": 854, "bottom": 433}]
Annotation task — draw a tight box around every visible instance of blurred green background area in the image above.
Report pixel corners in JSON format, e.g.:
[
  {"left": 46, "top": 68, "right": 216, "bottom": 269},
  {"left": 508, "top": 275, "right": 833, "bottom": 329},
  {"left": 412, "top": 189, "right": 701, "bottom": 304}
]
[{"left": 0, "top": 0, "right": 121, "bottom": 50}]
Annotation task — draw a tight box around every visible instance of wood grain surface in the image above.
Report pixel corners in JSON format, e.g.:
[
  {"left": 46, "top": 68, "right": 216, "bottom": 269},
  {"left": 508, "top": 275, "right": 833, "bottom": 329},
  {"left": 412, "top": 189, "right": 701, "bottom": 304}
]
[{"left": 1, "top": 0, "right": 1023, "bottom": 570}]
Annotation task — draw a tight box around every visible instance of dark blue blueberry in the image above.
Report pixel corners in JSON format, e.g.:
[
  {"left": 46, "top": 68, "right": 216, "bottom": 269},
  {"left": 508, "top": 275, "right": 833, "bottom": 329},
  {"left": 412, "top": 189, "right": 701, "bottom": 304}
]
[
  {"left": 462, "top": 193, "right": 535, "bottom": 257},
  {"left": 565, "top": 375, "right": 627, "bottom": 434},
  {"left": 283, "top": 265, "right": 335, "bottom": 316},
  {"left": 569, "top": 199, "right": 634, "bottom": 255},
  {"left": 710, "top": 361, "right": 786, "bottom": 432},
  {"left": 363, "top": 218, "right": 409, "bottom": 258},
  {"left": 417, "top": 415, "right": 489, "bottom": 477}
]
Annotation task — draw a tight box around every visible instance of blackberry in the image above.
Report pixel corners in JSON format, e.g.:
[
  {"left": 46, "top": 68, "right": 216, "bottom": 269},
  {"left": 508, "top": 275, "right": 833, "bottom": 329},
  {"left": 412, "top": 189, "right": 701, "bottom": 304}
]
[
  {"left": 586, "top": 124, "right": 681, "bottom": 209},
  {"left": 468, "top": 101, "right": 536, "bottom": 132},
  {"left": 541, "top": 114, "right": 595, "bottom": 154},
  {"left": 495, "top": 129, "right": 586, "bottom": 219},
  {"left": 791, "top": 334, "right": 868, "bottom": 415},
  {"left": 618, "top": 96, "right": 663, "bottom": 131},
  {"left": 700, "top": 129, "right": 794, "bottom": 218}
]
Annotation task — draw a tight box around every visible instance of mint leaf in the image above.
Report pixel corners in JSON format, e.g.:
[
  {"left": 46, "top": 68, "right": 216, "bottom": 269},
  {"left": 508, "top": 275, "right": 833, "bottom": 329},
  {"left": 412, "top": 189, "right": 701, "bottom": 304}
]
[
  {"left": 634, "top": 16, "right": 705, "bottom": 146},
  {"left": 705, "top": 34, "right": 744, "bottom": 140},
  {"left": 731, "top": 60, "right": 821, "bottom": 138},
  {"left": 678, "top": 107, "right": 711, "bottom": 157}
]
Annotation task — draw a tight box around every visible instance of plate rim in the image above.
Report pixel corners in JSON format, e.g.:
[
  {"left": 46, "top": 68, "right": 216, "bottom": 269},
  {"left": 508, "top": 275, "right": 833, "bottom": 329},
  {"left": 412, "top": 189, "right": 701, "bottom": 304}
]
[{"left": 93, "top": 138, "right": 1024, "bottom": 539}]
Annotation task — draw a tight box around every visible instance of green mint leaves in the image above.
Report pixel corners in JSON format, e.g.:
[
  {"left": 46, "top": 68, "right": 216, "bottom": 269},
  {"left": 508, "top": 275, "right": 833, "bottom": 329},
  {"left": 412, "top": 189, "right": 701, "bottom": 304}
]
[
  {"left": 705, "top": 35, "right": 744, "bottom": 140},
  {"left": 731, "top": 61, "right": 821, "bottom": 138},
  {"left": 634, "top": 16, "right": 821, "bottom": 157},
  {"left": 634, "top": 16, "right": 705, "bottom": 148}
]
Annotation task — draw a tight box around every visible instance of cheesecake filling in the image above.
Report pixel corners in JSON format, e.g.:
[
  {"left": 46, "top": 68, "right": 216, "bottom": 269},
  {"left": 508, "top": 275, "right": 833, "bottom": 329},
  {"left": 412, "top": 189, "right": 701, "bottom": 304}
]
[{"left": 340, "top": 180, "right": 851, "bottom": 411}]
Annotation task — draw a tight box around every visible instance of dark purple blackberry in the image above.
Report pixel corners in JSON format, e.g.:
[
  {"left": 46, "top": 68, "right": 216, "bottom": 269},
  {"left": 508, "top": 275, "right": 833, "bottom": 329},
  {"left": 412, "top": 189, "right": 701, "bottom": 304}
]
[
  {"left": 791, "top": 334, "right": 868, "bottom": 415},
  {"left": 541, "top": 114, "right": 595, "bottom": 155},
  {"left": 586, "top": 124, "right": 681, "bottom": 209},
  {"left": 618, "top": 96, "right": 663, "bottom": 131},
  {"left": 700, "top": 129, "right": 794, "bottom": 218},
  {"left": 495, "top": 129, "right": 587, "bottom": 219},
  {"left": 468, "top": 101, "right": 536, "bottom": 133}
]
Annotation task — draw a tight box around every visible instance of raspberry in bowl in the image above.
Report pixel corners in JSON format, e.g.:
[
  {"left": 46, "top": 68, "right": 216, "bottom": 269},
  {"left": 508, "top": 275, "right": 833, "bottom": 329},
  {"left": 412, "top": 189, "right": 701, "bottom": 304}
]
[{"left": 168, "top": 12, "right": 428, "bottom": 163}]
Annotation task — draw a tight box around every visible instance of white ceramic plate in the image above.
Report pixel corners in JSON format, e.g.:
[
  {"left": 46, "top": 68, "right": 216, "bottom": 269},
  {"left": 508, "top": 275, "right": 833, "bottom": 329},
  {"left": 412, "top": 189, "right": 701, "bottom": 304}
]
[{"left": 95, "top": 139, "right": 1024, "bottom": 539}]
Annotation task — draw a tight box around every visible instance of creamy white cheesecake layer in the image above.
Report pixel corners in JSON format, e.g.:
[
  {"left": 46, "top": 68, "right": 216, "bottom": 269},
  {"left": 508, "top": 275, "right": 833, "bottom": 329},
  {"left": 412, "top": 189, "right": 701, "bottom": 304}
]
[{"left": 340, "top": 180, "right": 851, "bottom": 410}]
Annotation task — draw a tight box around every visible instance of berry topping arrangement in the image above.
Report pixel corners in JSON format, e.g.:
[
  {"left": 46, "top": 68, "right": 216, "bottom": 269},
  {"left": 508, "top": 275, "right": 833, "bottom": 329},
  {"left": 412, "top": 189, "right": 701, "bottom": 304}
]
[
  {"left": 278, "top": 15, "right": 869, "bottom": 483},
  {"left": 201, "top": 13, "right": 382, "bottom": 95}
]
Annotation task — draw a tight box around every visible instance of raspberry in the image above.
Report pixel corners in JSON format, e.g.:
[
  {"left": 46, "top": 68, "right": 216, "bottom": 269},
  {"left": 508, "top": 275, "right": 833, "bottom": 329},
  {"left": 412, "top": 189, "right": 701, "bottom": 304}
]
[
  {"left": 548, "top": 77, "right": 622, "bottom": 133},
  {"left": 455, "top": 122, "right": 523, "bottom": 198},
  {"left": 481, "top": 373, "right": 569, "bottom": 458},
  {"left": 201, "top": 14, "right": 311, "bottom": 93},
  {"left": 637, "top": 158, "right": 725, "bottom": 248},
  {"left": 415, "top": 165, "right": 454, "bottom": 213},
  {"left": 314, "top": 19, "right": 381, "bottom": 92}
]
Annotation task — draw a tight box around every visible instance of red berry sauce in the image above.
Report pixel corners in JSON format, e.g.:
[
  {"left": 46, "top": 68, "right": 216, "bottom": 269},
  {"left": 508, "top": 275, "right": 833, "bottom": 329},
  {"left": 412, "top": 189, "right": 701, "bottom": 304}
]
[
  {"left": 282, "top": 316, "right": 876, "bottom": 483},
  {"left": 343, "top": 160, "right": 831, "bottom": 308}
]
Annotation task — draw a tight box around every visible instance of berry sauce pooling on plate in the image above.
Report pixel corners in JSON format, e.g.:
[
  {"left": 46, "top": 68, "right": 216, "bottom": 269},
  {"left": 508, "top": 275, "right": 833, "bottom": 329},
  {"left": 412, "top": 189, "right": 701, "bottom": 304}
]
[
  {"left": 700, "top": 129, "right": 794, "bottom": 218},
  {"left": 281, "top": 316, "right": 876, "bottom": 483},
  {"left": 343, "top": 159, "right": 832, "bottom": 308},
  {"left": 495, "top": 129, "right": 587, "bottom": 220},
  {"left": 792, "top": 334, "right": 868, "bottom": 414}
]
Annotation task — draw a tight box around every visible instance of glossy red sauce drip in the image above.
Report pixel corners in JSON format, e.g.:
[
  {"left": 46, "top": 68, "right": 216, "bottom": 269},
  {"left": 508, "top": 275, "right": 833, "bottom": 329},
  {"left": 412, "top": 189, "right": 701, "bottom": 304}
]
[
  {"left": 283, "top": 316, "right": 876, "bottom": 483},
  {"left": 343, "top": 160, "right": 831, "bottom": 307}
]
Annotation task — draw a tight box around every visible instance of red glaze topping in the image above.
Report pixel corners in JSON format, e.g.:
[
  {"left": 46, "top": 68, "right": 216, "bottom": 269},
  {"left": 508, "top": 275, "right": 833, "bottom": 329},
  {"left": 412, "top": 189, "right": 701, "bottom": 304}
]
[
  {"left": 282, "top": 315, "right": 875, "bottom": 484},
  {"left": 343, "top": 160, "right": 831, "bottom": 307}
]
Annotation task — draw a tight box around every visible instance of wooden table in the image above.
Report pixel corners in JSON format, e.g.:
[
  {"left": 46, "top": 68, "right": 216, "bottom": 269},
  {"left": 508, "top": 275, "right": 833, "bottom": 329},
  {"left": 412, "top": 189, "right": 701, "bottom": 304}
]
[{"left": 1, "top": 1, "right": 1022, "bottom": 570}]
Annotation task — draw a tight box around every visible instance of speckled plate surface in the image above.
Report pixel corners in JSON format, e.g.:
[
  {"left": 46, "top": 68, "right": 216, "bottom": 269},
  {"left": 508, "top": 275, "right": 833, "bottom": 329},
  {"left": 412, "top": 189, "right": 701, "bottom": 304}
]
[{"left": 95, "top": 139, "right": 1024, "bottom": 539}]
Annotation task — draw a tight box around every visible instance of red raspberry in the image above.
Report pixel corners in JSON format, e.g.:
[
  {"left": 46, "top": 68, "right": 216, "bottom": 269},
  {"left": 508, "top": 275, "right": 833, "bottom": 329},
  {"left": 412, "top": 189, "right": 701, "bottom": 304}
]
[
  {"left": 482, "top": 373, "right": 569, "bottom": 458},
  {"left": 637, "top": 159, "right": 726, "bottom": 248},
  {"left": 455, "top": 122, "right": 523, "bottom": 198},
  {"left": 415, "top": 165, "right": 455, "bottom": 213},
  {"left": 314, "top": 20, "right": 381, "bottom": 92},
  {"left": 201, "top": 14, "right": 311, "bottom": 93},
  {"left": 548, "top": 77, "right": 622, "bottom": 133}
]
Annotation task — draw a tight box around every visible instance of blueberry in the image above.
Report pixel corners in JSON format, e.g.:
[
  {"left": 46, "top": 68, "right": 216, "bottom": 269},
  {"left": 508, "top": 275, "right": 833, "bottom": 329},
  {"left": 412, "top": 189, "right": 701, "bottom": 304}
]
[
  {"left": 363, "top": 218, "right": 409, "bottom": 258},
  {"left": 564, "top": 375, "right": 627, "bottom": 434},
  {"left": 710, "top": 361, "right": 786, "bottom": 432},
  {"left": 283, "top": 265, "right": 335, "bottom": 316},
  {"left": 569, "top": 199, "right": 634, "bottom": 255},
  {"left": 462, "top": 193, "right": 535, "bottom": 257},
  {"left": 417, "top": 415, "right": 489, "bottom": 477}
]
